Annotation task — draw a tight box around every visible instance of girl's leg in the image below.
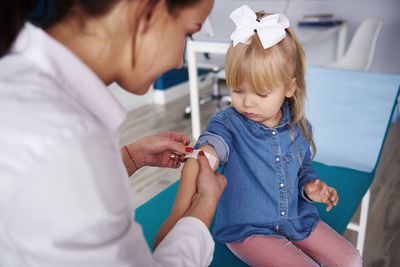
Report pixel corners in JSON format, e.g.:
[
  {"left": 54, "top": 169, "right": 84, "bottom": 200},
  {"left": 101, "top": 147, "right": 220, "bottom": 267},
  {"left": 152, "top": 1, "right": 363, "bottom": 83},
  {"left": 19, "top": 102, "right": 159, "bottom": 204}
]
[
  {"left": 227, "top": 235, "right": 319, "bottom": 267},
  {"left": 292, "top": 221, "right": 363, "bottom": 267}
]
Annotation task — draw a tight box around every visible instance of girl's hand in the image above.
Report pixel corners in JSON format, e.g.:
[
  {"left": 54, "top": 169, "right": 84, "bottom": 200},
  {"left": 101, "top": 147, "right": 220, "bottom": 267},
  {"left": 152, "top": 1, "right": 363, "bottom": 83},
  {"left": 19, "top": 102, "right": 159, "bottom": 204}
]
[
  {"left": 124, "top": 131, "right": 192, "bottom": 172},
  {"left": 304, "top": 179, "right": 339, "bottom": 211}
]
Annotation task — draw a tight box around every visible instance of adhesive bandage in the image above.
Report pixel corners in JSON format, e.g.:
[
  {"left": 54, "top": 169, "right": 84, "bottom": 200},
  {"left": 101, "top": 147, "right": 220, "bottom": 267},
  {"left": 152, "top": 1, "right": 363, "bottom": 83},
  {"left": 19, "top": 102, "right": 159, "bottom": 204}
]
[{"left": 185, "top": 150, "right": 218, "bottom": 169}]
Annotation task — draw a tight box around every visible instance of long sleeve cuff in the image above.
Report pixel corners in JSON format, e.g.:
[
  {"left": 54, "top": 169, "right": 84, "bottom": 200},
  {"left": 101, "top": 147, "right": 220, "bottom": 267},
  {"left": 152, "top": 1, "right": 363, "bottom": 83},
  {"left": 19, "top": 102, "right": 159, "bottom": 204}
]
[
  {"left": 300, "top": 185, "right": 316, "bottom": 203},
  {"left": 153, "top": 217, "right": 215, "bottom": 267},
  {"left": 299, "top": 173, "right": 321, "bottom": 203},
  {"left": 195, "top": 131, "right": 229, "bottom": 163}
]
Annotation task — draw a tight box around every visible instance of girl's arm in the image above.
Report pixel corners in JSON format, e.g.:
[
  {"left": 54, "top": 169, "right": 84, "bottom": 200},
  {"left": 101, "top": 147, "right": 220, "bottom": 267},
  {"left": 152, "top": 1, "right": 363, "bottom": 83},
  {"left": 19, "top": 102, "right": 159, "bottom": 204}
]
[
  {"left": 298, "top": 147, "right": 339, "bottom": 211},
  {"left": 153, "top": 144, "right": 219, "bottom": 250}
]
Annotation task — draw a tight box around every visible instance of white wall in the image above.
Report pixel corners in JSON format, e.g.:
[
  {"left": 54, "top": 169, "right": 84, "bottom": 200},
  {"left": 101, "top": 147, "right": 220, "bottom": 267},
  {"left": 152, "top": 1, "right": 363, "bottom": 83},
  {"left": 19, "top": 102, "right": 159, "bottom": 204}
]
[
  {"left": 111, "top": 0, "right": 400, "bottom": 112},
  {"left": 209, "top": 0, "right": 400, "bottom": 74}
]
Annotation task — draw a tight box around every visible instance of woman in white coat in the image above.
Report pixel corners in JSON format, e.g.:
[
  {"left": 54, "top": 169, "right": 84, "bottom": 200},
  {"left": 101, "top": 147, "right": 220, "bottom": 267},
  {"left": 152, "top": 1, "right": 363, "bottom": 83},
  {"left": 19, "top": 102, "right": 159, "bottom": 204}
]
[{"left": 0, "top": 0, "right": 226, "bottom": 266}]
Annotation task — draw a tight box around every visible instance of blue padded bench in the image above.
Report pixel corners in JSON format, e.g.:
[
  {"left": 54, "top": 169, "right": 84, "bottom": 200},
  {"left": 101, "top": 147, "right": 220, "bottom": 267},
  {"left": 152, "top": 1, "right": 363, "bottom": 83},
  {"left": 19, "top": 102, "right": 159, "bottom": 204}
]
[{"left": 135, "top": 162, "right": 374, "bottom": 266}]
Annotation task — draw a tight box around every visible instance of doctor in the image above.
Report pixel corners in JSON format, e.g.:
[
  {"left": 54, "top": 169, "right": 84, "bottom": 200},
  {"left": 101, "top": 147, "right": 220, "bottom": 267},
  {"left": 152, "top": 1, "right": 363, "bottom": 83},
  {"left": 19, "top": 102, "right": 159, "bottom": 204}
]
[{"left": 0, "top": 0, "right": 226, "bottom": 266}]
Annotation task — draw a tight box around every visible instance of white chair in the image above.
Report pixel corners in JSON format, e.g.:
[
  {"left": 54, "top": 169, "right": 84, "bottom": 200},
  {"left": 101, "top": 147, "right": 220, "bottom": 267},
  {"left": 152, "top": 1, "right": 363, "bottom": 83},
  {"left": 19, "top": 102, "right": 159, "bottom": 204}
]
[{"left": 325, "top": 17, "right": 382, "bottom": 71}]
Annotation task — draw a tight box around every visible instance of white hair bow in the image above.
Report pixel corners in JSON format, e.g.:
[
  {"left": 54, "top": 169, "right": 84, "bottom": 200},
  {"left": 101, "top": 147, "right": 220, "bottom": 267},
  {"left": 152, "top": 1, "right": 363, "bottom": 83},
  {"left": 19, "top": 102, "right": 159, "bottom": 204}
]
[{"left": 229, "top": 5, "right": 290, "bottom": 49}]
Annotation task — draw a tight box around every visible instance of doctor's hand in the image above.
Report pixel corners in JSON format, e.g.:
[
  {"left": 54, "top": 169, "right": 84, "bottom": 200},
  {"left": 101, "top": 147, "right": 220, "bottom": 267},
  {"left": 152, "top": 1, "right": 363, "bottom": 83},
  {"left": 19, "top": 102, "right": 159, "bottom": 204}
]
[
  {"left": 122, "top": 131, "right": 192, "bottom": 176},
  {"left": 304, "top": 179, "right": 339, "bottom": 212},
  {"left": 153, "top": 151, "right": 226, "bottom": 250},
  {"left": 193, "top": 151, "right": 226, "bottom": 203},
  {"left": 185, "top": 151, "right": 227, "bottom": 227}
]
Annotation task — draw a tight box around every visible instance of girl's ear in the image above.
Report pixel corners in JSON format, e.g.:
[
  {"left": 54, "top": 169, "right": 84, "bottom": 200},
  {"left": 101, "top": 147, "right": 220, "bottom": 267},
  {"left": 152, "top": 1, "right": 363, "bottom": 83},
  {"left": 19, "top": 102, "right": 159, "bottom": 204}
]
[{"left": 286, "top": 78, "right": 297, "bottom": 98}]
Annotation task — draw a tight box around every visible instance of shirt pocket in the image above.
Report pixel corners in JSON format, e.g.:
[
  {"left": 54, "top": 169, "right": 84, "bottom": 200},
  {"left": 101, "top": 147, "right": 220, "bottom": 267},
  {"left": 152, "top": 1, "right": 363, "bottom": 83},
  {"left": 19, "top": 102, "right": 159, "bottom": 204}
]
[{"left": 284, "top": 149, "right": 306, "bottom": 195}]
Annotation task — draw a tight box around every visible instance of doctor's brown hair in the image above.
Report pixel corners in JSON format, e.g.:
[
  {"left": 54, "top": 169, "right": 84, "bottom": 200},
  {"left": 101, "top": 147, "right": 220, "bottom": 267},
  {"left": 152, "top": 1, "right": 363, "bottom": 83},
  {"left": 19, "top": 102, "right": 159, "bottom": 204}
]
[{"left": 0, "top": 0, "right": 203, "bottom": 58}]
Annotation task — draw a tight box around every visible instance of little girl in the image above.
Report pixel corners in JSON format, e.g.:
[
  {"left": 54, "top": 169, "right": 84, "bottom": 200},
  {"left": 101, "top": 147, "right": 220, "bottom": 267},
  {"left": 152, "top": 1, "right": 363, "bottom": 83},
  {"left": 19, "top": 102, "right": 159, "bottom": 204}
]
[{"left": 155, "top": 5, "right": 362, "bottom": 266}]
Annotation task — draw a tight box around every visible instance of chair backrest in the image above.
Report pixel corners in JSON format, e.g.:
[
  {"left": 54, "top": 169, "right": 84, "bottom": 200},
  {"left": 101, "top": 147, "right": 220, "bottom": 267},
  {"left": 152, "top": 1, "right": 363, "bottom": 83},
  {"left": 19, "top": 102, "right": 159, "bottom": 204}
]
[
  {"left": 326, "top": 17, "right": 382, "bottom": 71},
  {"left": 200, "top": 17, "right": 215, "bottom": 37}
]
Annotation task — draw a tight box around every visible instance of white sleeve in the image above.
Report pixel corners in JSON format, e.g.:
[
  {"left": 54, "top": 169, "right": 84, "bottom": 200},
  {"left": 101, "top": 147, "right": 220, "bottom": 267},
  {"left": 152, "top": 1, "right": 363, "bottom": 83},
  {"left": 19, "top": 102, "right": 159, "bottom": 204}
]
[
  {"left": 0, "top": 129, "right": 214, "bottom": 267},
  {"left": 153, "top": 217, "right": 215, "bottom": 267}
]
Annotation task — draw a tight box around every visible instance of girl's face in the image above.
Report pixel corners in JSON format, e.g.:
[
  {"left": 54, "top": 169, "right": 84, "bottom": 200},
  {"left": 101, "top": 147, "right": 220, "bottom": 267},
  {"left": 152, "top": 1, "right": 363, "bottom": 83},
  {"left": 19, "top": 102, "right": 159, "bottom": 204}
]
[
  {"left": 116, "top": 0, "right": 214, "bottom": 95},
  {"left": 230, "top": 80, "right": 294, "bottom": 128}
]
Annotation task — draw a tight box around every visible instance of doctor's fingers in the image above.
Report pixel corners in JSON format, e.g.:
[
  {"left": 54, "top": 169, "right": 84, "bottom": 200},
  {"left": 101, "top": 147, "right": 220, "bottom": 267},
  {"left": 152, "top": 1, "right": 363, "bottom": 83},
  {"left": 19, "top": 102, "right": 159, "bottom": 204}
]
[
  {"left": 214, "top": 172, "right": 227, "bottom": 196},
  {"left": 197, "top": 151, "right": 213, "bottom": 173},
  {"left": 157, "top": 131, "right": 190, "bottom": 146},
  {"left": 165, "top": 143, "right": 194, "bottom": 159},
  {"left": 197, "top": 152, "right": 226, "bottom": 192}
]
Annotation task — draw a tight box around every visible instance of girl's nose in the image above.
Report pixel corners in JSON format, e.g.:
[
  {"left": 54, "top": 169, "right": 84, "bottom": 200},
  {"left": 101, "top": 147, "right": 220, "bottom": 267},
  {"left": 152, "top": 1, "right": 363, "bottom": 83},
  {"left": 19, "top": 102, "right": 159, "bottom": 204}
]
[{"left": 243, "top": 96, "right": 254, "bottom": 107}]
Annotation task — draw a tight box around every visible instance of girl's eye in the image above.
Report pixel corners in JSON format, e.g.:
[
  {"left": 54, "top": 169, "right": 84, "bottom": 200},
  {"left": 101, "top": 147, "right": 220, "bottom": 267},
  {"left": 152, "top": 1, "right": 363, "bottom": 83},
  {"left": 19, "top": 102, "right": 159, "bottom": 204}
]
[
  {"left": 257, "top": 93, "right": 269, "bottom": 97},
  {"left": 232, "top": 90, "right": 242, "bottom": 94}
]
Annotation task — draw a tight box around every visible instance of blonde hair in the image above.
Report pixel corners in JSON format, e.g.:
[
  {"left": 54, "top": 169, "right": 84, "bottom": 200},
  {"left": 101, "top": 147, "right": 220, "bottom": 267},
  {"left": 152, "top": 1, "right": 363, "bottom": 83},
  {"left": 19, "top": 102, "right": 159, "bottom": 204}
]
[{"left": 225, "top": 11, "right": 316, "bottom": 156}]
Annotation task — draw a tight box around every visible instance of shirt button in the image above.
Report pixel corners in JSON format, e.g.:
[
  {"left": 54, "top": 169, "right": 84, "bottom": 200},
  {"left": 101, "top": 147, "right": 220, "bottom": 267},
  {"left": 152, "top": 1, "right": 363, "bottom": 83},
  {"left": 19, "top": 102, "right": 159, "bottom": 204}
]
[
  {"left": 281, "top": 211, "right": 285, "bottom": 216},
  {"left": 276, "top": 157, "right": 280, "bottom": 162},
  {"left": 280, "top": 183, "right": 284, "bottom": 187},
  {"left": 272, "top": 131, "right": 276, "bottom": 135}
]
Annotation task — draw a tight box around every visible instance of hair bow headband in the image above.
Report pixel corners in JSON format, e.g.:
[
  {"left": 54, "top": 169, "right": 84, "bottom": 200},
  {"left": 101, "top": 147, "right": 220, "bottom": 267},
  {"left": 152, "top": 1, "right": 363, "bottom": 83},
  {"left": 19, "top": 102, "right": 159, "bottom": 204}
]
[{"left": 229, "top": 5, "right": 290, "bottom": 49}]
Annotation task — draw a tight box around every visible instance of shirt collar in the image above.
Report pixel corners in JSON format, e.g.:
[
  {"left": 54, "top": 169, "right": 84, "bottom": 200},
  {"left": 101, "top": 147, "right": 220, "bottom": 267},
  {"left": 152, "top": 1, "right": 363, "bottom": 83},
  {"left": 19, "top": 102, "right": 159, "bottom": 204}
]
[
  {"left": 280, "top": 101, "right": 291, "bottom": 126},
  {"left": 11, "top": 23, "right": 127, "bottom": 132}
]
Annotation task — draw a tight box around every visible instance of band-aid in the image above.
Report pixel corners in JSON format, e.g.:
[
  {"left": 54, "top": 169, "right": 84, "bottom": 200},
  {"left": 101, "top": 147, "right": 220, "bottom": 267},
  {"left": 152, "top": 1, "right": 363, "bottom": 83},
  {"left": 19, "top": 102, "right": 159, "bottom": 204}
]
[{"left": 185, "top": 149, "right": 218, "bottom": 169}]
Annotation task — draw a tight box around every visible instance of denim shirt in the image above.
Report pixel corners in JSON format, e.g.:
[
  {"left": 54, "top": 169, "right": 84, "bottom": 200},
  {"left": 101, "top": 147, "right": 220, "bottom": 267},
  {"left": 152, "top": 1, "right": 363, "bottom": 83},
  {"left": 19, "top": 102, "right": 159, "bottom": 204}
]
[{"left": 195, "top": 102, "right": 320, "bottom": 243}]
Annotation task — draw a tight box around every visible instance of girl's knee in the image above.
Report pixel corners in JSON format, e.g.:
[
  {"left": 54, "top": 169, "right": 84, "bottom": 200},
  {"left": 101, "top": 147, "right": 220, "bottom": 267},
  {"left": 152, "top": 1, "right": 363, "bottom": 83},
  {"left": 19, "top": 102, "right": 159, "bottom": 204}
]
[
  {"left": 338, "top": 247, "right": 362, "bottom": 267},
  {"left": 319, "top": 243, "right": 363, "bottom": 267},
  {"left": 322, "top": 249, "right": 362, "bottom": 267},
  {"left": 349, "top": 250, "right": 363, "bottom": 267}
]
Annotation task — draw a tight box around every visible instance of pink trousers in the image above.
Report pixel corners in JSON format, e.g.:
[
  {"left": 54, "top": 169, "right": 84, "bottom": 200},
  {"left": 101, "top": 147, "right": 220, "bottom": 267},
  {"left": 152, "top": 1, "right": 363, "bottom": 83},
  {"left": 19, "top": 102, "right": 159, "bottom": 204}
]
[{"left": 227, "top": 221, "right": 362, "bottom": 267}]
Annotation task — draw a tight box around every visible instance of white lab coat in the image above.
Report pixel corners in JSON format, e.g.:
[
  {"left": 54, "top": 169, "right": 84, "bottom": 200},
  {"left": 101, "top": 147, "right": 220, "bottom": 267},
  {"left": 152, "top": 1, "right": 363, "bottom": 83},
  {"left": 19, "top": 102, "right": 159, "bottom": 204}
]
[{"left": 0, "top": 23, "right": 214, "bottom": 267}]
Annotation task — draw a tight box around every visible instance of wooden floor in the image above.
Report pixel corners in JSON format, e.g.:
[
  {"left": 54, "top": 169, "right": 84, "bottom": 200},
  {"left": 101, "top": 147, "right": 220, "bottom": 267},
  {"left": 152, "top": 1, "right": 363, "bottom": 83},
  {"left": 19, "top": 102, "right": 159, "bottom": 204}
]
[{"left": 120, "top": 82, "right": 400, "bottom": 267}]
